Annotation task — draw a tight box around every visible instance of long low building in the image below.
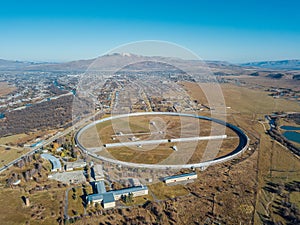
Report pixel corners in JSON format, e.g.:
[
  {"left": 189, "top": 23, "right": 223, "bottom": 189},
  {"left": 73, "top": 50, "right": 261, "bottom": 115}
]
[
  {"left": 110, "top": 185, "right": 149, "bottom": 200},
  {"left": 86, "top": 185, "right": 148, "bottom": 209},
  {"left": 163, "top": 172, "right": 197, "bottom": 184},
  {"left": 65, "top": 161, "right": 86, "bottom": 171}
]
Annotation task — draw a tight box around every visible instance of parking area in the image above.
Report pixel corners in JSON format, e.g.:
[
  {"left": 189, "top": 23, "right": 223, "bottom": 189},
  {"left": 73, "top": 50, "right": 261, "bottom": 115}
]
[{"left": 49, "top": 170, "right": 86, "bottom": 184}]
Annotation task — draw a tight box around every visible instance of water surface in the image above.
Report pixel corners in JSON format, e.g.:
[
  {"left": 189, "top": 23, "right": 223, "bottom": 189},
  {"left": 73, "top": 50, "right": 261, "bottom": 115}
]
[
  {"left": 281, "top": 125, "right": 300, "bottom": 131},
  {"left": 283, "top": 131, "right": 300, "bottom": 144}
]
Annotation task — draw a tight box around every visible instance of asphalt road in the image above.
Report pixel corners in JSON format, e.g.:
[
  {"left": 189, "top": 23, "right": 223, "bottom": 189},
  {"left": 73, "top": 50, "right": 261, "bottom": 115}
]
[{"left": 104, "top": 135, "right": 227, "bottom": 148}]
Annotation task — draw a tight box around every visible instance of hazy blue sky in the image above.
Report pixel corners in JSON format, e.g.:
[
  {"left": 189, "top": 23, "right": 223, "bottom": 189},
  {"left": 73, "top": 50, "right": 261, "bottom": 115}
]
[{"left": 0, "top": 0, "right": 300, "bottom": 62}]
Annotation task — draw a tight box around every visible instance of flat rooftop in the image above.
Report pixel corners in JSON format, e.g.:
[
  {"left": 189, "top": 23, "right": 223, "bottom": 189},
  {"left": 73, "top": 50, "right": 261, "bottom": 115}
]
[
  {"left": 103, "top": 192, "right": 115, "bottom": 203},
  {"left": 95, "top": 180, "right": 106, "bottom": 194},
  {"left": 163, "top": 172, "right": 197, "bottom": 181},
  {"left": 87, "top": 185, "right": 148, "bottom": 203}
]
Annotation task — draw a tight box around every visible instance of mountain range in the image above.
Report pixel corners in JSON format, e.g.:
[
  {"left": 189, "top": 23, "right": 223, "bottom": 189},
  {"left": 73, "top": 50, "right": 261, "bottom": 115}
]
[
  {"left": 240, "top": 60, "right": 300, "bottom": 70},
  {"left": 0, "top": 54, "right": 300, "bottom": 73}
]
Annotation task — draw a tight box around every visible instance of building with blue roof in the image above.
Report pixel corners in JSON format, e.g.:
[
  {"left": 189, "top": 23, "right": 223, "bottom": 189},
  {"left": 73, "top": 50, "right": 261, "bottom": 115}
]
[
  {"left": 95, "top": 181, "right": 106, "bottom": 194},
  {"left": 102, "top": 193, "right": 115, "bottom": 208},
  {"left": 86, "top": 184, "right": 148, "bottom": 208},
  {"left": 111, "top": 185, "right": 148, "bottom": 200},
  {"left": 41, "top": 153, "right": 62, "bottom": 172},
  {"left": 86, "top": 193, "right": 104, "bottom": 203}
]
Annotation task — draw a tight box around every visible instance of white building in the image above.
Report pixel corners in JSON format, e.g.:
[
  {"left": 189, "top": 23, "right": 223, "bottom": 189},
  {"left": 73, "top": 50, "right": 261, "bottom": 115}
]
[
  {"left": 65, "top": 161, "right": 86, "bottom": 171},
  {"left": 112, "top": 186, "right": 149, "bottom": 200},
  {"left": 163, "top": 172, "right": 197, "bottom": 184}
]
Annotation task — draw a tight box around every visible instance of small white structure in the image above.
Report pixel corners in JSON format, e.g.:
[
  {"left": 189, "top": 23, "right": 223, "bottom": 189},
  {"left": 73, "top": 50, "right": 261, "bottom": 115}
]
[
  {"left": 12, "top": 179, "right": 21, "bottom": 185},
  {"left": 56, "top": 147, "right": 63, "bottom": 152},
  {"left": 200, "top": 166, "right": 207, "bottom": 171},
  {"left": 172, "top": 146, "right": 178, "bottom": 151},
  {"left": 163, "top": 172, "right": 197, "bottom": 184},
  {"left": 129, "top": 136, "right": 139, "bottom": 141},
  {"left": 146, "top": 178, "right": 153, "bottom": 183}
]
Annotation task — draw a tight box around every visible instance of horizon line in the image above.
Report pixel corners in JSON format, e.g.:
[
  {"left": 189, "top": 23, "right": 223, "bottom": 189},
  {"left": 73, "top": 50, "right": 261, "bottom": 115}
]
[{"left": 1, "top": 54, "right": 300, "bottom": 65}]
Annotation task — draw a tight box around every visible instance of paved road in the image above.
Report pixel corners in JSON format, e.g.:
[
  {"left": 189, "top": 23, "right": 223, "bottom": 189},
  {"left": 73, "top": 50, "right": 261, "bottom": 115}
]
[
  {"left": 64, "top": 186, "right": 82, "bottom": 220},
  {"left": 0, "top": 130, "right": 70, "bottom": 173},
  {"left": 105, "top": 135, "right": 227, "bottom": 148}
]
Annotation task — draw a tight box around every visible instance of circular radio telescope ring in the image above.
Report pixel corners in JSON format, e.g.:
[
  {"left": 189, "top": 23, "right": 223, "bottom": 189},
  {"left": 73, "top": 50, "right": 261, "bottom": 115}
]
[{"left": 75, "top": 112, "right": 249, "bottom": 169}]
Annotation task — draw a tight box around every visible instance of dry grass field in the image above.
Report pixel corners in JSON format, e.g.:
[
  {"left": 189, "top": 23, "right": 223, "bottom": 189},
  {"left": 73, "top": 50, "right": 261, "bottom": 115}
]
[
  {"left": 234, "top": 75, "right": 300, "bottom": 91},
  {"left": 0, "top": 146, "right": 30, "bottom": 167},
  {"left": 68, "top": 187, "right": 85, "bottom": 217},
  {"left": 182, "top": 82, "right": 300, "bottom": 224},
  {"left": 182, "top": 82, "right": 300, "bottom": 115},
  {"left": 0, "top": 133, "right": 28, "bottom": 145},
  {"left": 0, "top": 187, "right": 66, "bottom": 225},
  {"left": 254, "top": 132, "right": 300, "bottom": 224},
  {"left": 0, "top": 160, "right": 67, "bottom": 225},
  {"left": 102, "top": 144, "right": 174, "bottom": 164},
  {"left": 0, "top": 130, "right": 57, "bottom": 168},
  {"left": 0, "top": 82, "right": 16, "bottom": 96},
  {"left": 148, "top": 182, "right": 189, "bottom": 200}
]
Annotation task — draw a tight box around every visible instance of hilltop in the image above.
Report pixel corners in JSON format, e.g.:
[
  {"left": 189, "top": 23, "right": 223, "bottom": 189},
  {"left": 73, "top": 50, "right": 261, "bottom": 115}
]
[{"left": 240, "top": 59, "right": 300, "bottom": 70}]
